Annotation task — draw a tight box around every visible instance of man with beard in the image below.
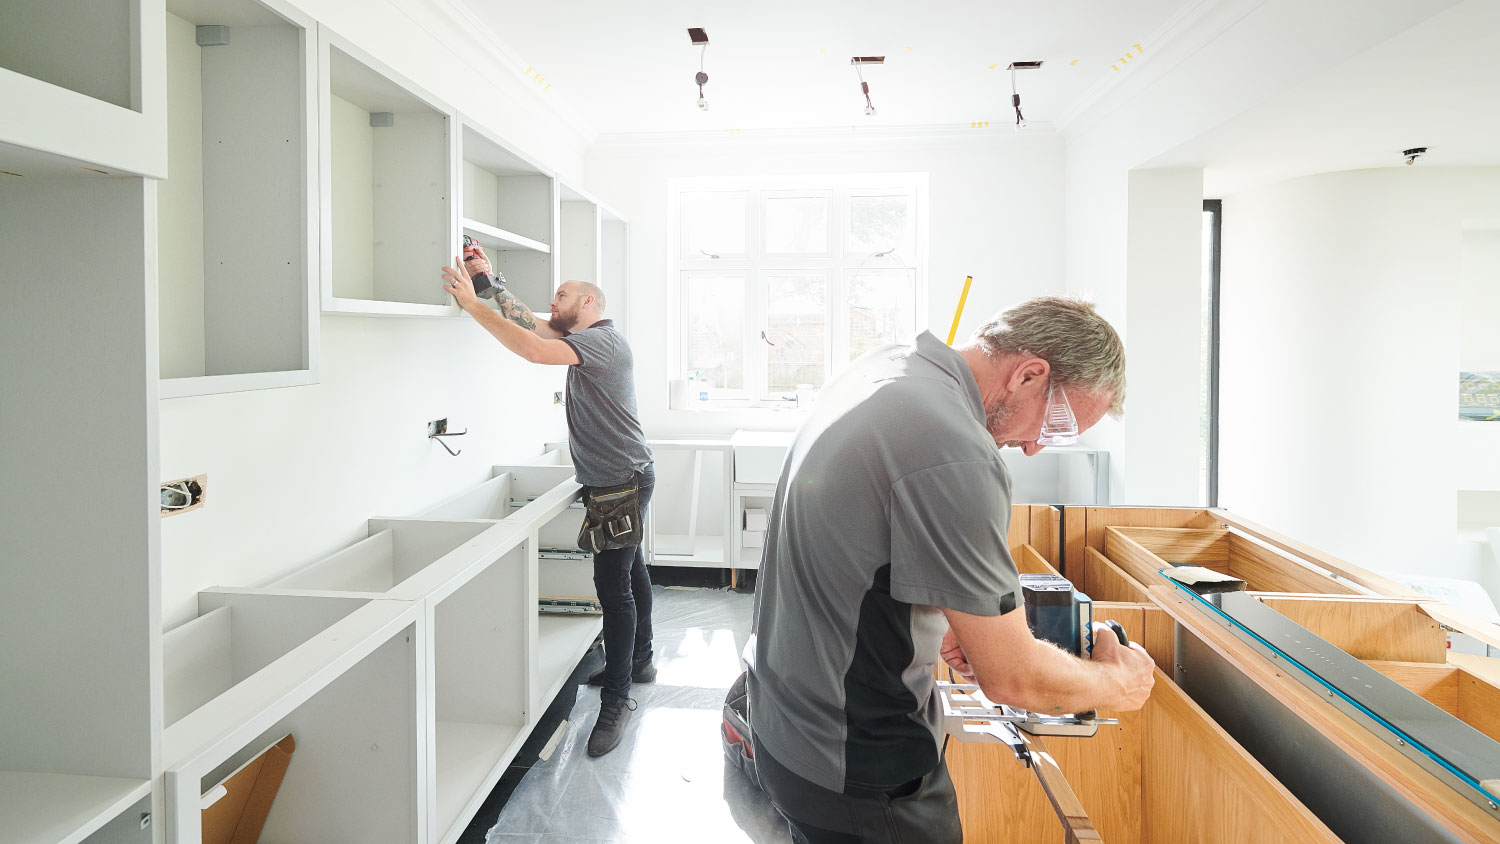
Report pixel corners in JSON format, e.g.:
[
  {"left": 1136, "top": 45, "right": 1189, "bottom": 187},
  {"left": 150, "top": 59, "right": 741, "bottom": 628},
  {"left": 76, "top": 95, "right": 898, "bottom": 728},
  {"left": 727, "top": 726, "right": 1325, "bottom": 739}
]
[
  {"left": 746, "top": 296, "right": 1156, "bottom": 843},
  {"left": 443, "top": 249, "right": 655, "bottom": 758}
]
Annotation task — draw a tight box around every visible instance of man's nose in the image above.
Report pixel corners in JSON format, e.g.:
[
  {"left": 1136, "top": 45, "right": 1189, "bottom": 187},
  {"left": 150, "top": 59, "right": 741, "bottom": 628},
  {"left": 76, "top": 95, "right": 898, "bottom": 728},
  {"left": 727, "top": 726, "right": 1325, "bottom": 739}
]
[{"left": 1021, "top": 442, "right": 1045, "bottom": 457}]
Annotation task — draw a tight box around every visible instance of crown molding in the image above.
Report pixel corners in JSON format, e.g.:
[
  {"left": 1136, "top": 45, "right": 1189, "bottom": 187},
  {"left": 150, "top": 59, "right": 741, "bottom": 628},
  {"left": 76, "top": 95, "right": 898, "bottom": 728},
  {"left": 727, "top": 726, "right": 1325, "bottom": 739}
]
[
  {"left": 409, "top": 0, "right": 600, "bottom": 147},
  {"left": 590, "top": 121, "right": 1063, "bottom": 154},
  {"left": 1058, "top": 0, "right": 1266, "bottom": 135}
]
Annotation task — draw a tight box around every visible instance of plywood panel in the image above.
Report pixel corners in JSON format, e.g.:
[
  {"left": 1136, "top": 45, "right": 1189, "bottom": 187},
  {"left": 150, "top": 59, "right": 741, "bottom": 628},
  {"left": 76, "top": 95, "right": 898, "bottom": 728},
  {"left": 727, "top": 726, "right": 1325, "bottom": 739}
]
[
  {"left": 1363, "top": 661, "right": 1460, "bottom": 716},
  {"left": 1211, "top": 510, "right": 1421, "bottom": 598},
  {"left": 1143, "top": 673, "right": 1341, "bottom": 844},
  {"left": 1063, "top": 506, "right": 1087, "bottom": 583},
  {"left": 1028, "top": 506, "right": 1060, "bottom": 569},
  {"left": 1101, "top": 528, "right": 1176, "bottom": 589},
  {"left": 1226, "top": 536, "right": 1360, "bottom": 595},
  {"left": 1076, "top": 507, "right": 1219, "bottom": 574},
  {"left": 1259, "top": 597, "right": 1447, "bottom": 663},
  {"left": 1143, "top": 607, "right": 1177, "bottom": 676},
  {"left": 1007, "top": 504, "right": 1031, "bottom": 553},
  {"left": 948, "top": 607, "right": 1146, "bottom": 844},
  {"left": 1114, "top": 528, "right": 1230, "bottom": 566},
  {"left": 1017, "top": 545, "right": 1061, "bottom": 576},
  {"left": 1081, "top": 549, "right": 1151, "bottom": 604},
  {"left": 1457, "top": 669, "right": 1500, "bottom": 745},
  {"left": 948, "top": 735, "right": 1061, "bottom": 844}
]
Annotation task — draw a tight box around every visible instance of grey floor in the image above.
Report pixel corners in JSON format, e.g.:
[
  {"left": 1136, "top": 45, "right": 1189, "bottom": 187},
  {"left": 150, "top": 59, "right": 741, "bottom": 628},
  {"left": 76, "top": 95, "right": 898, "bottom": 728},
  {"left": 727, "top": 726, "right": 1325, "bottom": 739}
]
[{"left": 476, "top": 586, "right": 795, "bottom": 844}]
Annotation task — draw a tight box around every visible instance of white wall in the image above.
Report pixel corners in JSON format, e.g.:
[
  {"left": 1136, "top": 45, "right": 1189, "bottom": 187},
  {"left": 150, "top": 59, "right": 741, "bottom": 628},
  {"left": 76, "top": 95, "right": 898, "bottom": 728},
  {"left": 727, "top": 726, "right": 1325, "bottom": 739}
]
[
  {"left": 1218, "top": 167, "right": 1500, "bottom": 584},
  {"left": 157, "top": 0, "right": 585, "bottom": 627},
  {"left": 1461, "top": 228, "right": 1500, "bottom": 370},
  {"left": 1124, "top": 168, "right": 1206, "bottom": 504},
  {"left": 1062, "top": 0, "right": 1462, "bottom": 504},
  {"left": 585, "top": 131, "right": 1066, "bottom": 439}
]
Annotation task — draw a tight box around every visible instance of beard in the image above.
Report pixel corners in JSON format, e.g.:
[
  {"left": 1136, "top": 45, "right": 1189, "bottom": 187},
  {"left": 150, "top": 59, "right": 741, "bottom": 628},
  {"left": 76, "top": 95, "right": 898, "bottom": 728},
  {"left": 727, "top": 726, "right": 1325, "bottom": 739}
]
[
  {"left": 548, "top": 305, "right": 582, "bottom": 334},
  {"left": 985, "top": 395, "right": 1025, "bottom": 449}
]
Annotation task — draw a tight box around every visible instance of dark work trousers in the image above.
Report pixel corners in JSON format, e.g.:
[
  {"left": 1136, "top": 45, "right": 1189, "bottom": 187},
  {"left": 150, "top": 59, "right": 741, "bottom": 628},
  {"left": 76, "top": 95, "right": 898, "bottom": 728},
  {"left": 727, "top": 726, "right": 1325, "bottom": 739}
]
[
  {"left": 590, "top": 465, "right": 655, "bottom": 701},
  {"left": 757, "top": 743, "right": 963, "bottom": 844}
]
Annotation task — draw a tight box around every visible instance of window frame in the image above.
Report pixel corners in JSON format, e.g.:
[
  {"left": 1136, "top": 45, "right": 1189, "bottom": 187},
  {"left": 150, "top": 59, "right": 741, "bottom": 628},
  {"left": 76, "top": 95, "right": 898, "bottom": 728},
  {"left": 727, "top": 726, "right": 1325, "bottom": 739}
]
[{"left": 669, "top": 174, "right": 928, "bottom": 404}]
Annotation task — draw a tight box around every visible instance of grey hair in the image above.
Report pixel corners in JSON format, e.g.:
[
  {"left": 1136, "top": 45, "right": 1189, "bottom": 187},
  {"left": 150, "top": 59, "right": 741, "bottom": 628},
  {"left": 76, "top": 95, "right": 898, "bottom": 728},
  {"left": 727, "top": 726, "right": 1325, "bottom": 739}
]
[
  {"left": 970, "top": 296, "right": 1126, "bottom": 416},
  {"left": 571, "top": 280, "right": 606, "bottom": 313}
]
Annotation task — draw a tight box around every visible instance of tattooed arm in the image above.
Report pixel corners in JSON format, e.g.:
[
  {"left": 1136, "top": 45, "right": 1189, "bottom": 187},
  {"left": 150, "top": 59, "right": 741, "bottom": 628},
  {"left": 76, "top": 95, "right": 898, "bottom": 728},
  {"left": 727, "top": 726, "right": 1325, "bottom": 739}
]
[{"left": 444, "top": 259, "right": 579, "bottom": 365}]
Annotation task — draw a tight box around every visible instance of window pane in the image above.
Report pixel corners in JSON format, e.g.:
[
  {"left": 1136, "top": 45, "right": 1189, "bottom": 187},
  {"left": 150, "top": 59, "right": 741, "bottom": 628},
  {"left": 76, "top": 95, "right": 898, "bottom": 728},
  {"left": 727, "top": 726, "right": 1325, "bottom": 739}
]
[
  {"left": 681, "top": 191, "right": 747, "bottom": 257},
  {"left": 765, "top": 195, "right": 829, "bottom": 254},
  {"left": 848, "top": 269, "right": 916, "bottom": 360},
  {"left": 685, "top": 275, "right": 744, "bottom": 389},
  {"left": 847, "top": 194, "right": 915, "bottom": 258},
  {"left": 765, "top": 274, "right": 827, "bottom": 391}
]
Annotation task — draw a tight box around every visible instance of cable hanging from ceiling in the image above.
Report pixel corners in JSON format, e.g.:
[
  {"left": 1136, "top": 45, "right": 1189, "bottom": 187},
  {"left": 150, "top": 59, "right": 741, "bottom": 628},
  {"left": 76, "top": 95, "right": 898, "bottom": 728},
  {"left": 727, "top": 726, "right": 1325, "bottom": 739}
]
[
  {"left": 689, "top": 28, "right": 710, "bottom": 111},
  {"left": 851, "top": 56, "right": 883, "bottom": 117},
  {"left": 1008, "top": 60, "right": 1042, "bottom": 127}
]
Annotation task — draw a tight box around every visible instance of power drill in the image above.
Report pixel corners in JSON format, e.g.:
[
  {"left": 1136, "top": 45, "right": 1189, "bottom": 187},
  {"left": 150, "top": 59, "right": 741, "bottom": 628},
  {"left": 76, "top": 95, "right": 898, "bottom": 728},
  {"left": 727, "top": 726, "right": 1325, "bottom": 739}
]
[
  {"left": 1020, "top": 572, "right": 1129, "bottom": 655},
  {"left": 462, "top": 234, "right": 503, "bottom": 300}
]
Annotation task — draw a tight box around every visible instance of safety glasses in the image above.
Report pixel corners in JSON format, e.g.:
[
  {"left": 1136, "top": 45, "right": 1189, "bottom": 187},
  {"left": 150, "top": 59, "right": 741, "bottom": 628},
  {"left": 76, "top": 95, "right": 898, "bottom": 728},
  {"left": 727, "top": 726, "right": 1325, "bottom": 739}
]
[{"left": 1036, "top": 384, "right": 1079, "bottom": 447}]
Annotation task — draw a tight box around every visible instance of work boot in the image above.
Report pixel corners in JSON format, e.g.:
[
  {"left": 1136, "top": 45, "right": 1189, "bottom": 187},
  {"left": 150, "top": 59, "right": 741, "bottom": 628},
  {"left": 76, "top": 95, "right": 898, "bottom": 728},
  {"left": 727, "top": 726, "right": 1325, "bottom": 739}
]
[
  {"left": 587, "top": 695, "right": 637, "bottom": 757},
  {"left": 586, "top": 660, "right": 656, "bottom": 687}
]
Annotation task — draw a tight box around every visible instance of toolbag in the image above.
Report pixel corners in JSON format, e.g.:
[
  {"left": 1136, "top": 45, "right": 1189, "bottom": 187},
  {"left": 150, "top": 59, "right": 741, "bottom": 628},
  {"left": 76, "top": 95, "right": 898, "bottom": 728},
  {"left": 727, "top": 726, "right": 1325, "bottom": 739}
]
[{"left": 577, "top": 477, "right": 643, "bottom": 553}]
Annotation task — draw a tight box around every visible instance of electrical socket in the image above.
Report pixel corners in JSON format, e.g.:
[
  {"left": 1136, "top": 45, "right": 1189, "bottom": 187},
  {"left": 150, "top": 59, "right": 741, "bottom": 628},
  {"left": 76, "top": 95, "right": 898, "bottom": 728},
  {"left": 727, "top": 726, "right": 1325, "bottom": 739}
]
[
  {"left": 161, "top": 474, "right": 207, "bottom": 518},
  {"left": 553, "top": 392, "right": 564, "bottom": 406},
  {"left": 428, "top": 418, "right": 448, "bottom": 436}
]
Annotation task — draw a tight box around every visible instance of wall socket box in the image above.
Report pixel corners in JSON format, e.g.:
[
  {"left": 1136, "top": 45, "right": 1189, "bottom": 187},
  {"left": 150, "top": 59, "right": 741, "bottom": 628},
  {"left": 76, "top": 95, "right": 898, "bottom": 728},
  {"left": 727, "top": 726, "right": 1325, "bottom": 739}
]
[
  {"left": 428, "top": 418, "right": 448, "bottom": 436},
  {"left": 161, "top": 473, "right": 207, "bottom": 518}
]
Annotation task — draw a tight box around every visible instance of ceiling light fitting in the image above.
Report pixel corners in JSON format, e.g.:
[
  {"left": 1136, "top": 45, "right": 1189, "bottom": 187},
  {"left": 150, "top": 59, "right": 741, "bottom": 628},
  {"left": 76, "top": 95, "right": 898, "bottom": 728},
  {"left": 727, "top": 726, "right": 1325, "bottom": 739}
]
[
  {"left": 852, "top": 56, "right": 884, "bottom": 117},
  {"left": 1008, "top": 60, "right": 1042, "bottom": 127},
  {"left": 1403, "top": 146, "right": 1428, "bottom": 166},
  {"left": 689, "top": 28, "right": 710, "bottom": 111}
]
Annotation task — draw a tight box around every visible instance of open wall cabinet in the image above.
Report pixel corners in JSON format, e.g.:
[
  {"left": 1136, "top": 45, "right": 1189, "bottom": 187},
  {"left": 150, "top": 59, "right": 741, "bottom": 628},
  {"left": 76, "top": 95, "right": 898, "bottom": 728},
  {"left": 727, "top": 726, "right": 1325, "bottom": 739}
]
[
  {"left": 157, "top": 0, "right": 319, "bottom": 397},
  {"left": 319, "top": 25, "right": 457, "bottom": 317},
  {"left": 0, "top": 0, "right": 167, "bottom": 178},
  {"left": 460, "top": 122, "right": 554, "bottom": 313}
]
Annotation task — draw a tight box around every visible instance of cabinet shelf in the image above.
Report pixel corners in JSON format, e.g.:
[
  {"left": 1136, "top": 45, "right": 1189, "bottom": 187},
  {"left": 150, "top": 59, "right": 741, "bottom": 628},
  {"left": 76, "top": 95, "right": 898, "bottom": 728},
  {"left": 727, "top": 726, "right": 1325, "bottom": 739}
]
[
  {"left": 652, "top": 534, "right": 728, "bottom": 567},
  {"left": 537, "top": 614, "right": 602, "bottom": 705},
  {"left": 435, "top": 721, "right": 525, "bottom": 843},
  {"left": 0, "top": 772, "right": 151, "bottom": 844},
  {"left": 462, "top": 218, "right": 550, "bottom": 254}
]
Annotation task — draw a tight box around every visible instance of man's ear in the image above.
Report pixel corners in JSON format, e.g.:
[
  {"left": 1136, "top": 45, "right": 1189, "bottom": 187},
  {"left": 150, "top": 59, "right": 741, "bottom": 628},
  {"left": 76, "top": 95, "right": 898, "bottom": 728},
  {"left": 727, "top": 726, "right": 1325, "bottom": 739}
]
[{"left": 1005, "top": 356, "right": 1050, "bottom": 391}]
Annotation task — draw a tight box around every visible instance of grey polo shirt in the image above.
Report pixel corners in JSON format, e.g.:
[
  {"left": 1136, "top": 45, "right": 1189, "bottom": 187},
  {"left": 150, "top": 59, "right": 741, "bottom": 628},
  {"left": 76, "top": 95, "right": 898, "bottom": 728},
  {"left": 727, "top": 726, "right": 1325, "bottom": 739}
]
[
  {"left": 558, "top": 319, "right": 652, "bottom": 487},
  {"left": 746, "top": 330, "right": 1020, "bottom": 794}
]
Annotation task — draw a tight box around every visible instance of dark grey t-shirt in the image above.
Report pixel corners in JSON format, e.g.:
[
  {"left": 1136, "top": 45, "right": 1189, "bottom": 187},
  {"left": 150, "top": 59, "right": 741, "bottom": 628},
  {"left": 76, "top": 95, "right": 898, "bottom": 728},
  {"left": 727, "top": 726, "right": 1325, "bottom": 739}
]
[
  {"left": 558, "top": 319, "right": 652, "bottom": 487},
  {"left": 746, "top": 330, "right": 1020, "bottom": 793}
]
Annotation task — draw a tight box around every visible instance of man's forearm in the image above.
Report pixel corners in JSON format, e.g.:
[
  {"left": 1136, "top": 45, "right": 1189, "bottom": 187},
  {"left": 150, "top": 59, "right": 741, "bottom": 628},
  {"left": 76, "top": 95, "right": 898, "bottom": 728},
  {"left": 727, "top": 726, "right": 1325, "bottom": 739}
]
[
  {"left": 463, "top": 298, "right": 546, "bottom": 361},
  {"left": 986, "top": 638, "right": 1125, "bottom": 715},
  {"left": 492, "top": 286, "right": 537, "bottom": 331}
]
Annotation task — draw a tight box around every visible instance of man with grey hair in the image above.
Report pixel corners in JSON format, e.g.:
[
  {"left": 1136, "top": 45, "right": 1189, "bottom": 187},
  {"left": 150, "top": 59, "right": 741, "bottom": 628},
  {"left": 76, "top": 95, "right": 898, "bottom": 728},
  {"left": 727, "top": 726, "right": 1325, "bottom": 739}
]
[
  {"left": 747, "top": 296, "right": 1155, "bottom": 843},
  {"left": 443, "top": 252, "right": 655, "bottom": 758}
]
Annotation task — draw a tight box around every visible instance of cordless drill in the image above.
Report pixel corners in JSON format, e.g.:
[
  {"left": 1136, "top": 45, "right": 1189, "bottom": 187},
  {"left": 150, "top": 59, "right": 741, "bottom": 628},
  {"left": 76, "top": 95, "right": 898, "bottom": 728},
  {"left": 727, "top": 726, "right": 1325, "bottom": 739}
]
[{"left": 462, "top": 235, "right": 503, "bottom": 300}]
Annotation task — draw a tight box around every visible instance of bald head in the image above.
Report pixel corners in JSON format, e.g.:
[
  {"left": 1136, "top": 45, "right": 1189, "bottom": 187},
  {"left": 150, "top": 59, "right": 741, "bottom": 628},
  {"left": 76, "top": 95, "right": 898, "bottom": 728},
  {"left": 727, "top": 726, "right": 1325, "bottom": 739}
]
[{"left": 571, "top": 280, "right": 606, "bottom": 313}]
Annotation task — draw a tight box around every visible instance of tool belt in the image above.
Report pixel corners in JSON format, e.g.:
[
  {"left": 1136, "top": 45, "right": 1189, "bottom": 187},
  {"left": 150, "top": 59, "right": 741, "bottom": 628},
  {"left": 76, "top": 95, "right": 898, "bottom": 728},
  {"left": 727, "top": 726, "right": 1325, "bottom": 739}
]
[{"left": 577, "top": 476, "right": 643, "bottom": 553}]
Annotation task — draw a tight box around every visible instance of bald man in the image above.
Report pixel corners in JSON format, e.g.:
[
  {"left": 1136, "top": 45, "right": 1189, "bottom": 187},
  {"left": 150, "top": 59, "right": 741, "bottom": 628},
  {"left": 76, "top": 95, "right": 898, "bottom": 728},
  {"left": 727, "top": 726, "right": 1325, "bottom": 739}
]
[{"left": 444, "top": 251, "right": 655, "bottom": 757}]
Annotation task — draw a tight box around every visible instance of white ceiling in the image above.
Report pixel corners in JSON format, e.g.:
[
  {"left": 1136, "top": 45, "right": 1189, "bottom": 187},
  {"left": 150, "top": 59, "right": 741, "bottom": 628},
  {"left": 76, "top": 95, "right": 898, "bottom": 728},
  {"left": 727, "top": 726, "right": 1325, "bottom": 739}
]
[
  {"left": 1151, "top": 0, "right": 1500, "bottom": 194},
  {"left": 463, "top": 0, "right": 1192, "bottom": 135}
]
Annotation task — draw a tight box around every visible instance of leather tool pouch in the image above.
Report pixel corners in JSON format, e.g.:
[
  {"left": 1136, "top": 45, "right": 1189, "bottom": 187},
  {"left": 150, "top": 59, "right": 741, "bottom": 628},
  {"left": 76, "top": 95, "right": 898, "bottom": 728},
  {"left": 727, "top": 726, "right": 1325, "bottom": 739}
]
[{"left": 577, "top": 477, "right": 642, "bottom": 553}]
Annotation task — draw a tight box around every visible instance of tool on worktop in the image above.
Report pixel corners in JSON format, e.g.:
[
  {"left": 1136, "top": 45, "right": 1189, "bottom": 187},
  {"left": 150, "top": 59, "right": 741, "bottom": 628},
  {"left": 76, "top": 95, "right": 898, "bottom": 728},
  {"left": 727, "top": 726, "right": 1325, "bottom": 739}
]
[{"left": 939, "top": 573, "right": 1129, "bottom": 749}]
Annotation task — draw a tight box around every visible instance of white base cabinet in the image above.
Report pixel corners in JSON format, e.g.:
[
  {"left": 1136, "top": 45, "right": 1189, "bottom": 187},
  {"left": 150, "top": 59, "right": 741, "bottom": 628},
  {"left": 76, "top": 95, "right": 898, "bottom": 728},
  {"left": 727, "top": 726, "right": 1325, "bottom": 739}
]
[{"left": 158, "top": 465, "right": 592, "bottom": 844}]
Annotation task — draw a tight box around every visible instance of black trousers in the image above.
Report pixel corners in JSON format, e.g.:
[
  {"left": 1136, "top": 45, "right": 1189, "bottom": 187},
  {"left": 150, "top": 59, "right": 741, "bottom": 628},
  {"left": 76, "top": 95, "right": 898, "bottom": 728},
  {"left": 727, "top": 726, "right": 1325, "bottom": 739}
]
[
  {"left": 590, "top": 466, "right": 654, "bottom": 701},
  {"left": 757, "top": 743, "right": 963, "bottom": 844}
]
